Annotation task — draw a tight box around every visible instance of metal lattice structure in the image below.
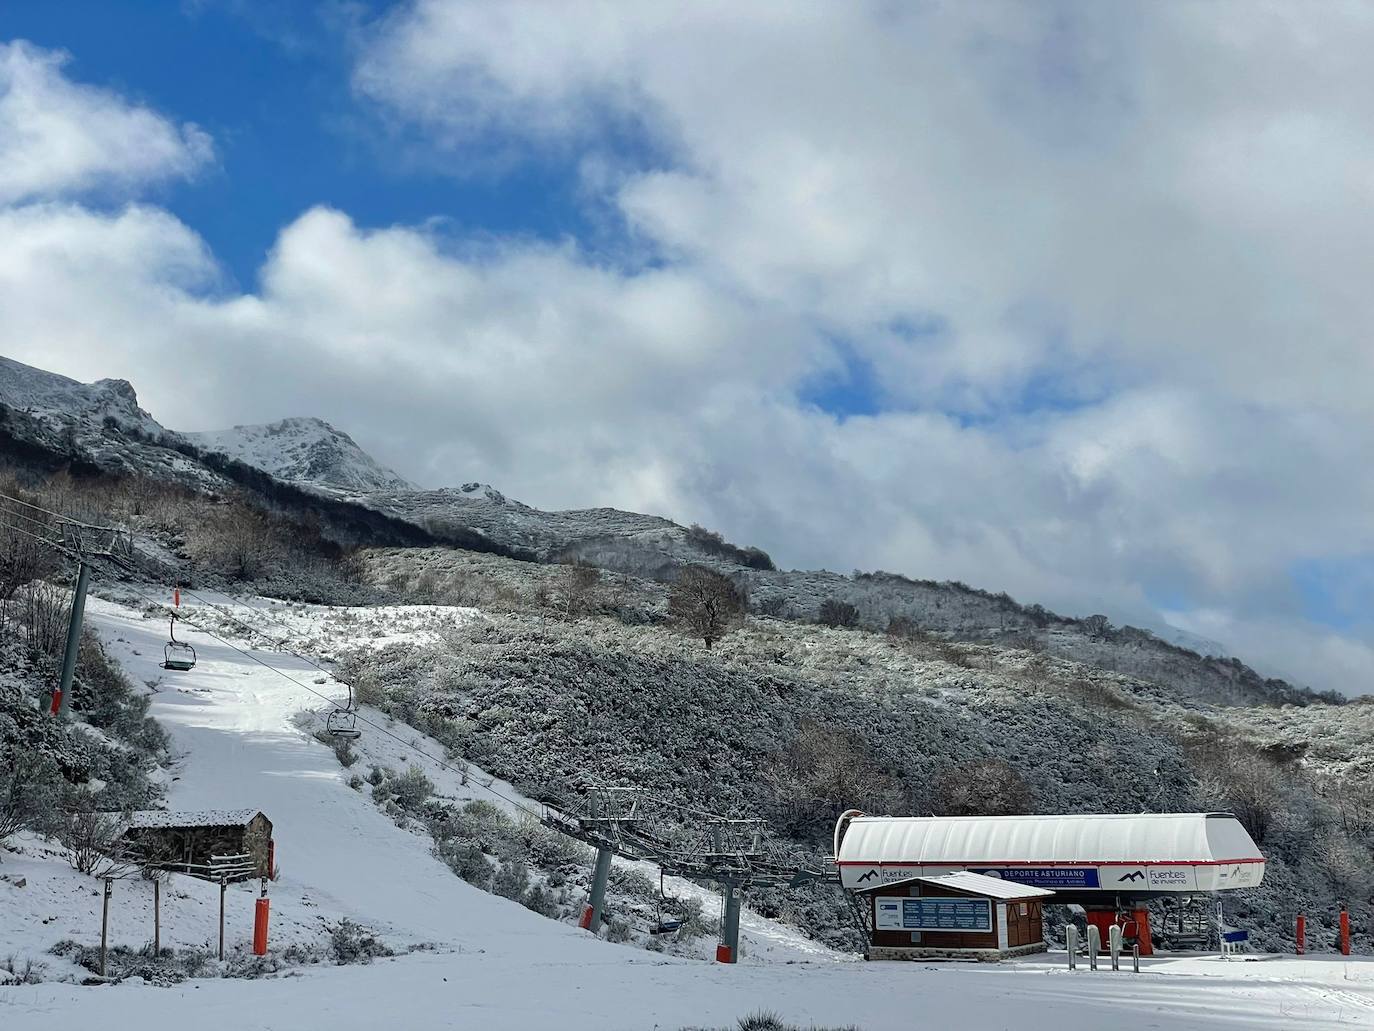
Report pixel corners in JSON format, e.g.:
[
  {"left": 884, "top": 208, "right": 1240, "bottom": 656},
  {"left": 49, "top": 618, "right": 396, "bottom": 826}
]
[{"left": 540, "top": 786, "right": 828, "bottom": 963}]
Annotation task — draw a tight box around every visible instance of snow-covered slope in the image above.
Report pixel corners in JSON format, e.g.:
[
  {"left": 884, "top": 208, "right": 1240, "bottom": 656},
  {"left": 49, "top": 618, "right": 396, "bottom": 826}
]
[
  {"left": 6, "top": 591, "right": 1372, "bottom": 1030},
  {"left": 184, "top": 417, "right": 413, "bottom": 492}
]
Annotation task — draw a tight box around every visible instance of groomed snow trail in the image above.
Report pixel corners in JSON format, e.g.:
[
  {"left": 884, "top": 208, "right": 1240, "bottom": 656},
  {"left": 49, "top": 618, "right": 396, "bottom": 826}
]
[{"left": 4, "top": 596, "right": 1373, "bottom": 1030}]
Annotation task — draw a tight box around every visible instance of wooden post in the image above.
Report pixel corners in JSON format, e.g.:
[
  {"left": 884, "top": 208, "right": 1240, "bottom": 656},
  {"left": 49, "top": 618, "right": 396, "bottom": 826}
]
[
  {"left": 218, "top": 878, "right": 226, "bottom": 961},
  {"left": 153, "top": 879, "right": 161, "bottom": 955},
  {"left": 99, "top": 877, "right": 113, "bottom": 976}
]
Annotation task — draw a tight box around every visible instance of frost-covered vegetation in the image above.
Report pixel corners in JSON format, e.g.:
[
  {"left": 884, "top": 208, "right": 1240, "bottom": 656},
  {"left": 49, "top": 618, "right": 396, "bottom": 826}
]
[
  {"left": 0, "top": 583, "right": 168, "bottom": 865},
  {"left": 336, "top": 606, "right": 1373, "bottom": 954},
  {"left": 350, "top": 757, "right": 713, "bottom": 955}
]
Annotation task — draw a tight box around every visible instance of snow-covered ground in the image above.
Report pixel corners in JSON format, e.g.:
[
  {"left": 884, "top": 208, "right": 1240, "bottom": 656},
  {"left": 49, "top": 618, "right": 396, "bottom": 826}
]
[{"left": 3, "top": 594, "right": 1373, "bottom": 1029}]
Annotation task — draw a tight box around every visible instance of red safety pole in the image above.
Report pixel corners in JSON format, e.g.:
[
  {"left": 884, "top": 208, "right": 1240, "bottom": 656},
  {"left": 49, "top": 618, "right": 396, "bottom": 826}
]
[
  {"left": 1296, "top": 914, "right": 1305, "bottom": 955},
  {"left": 1339, "top": 909, "right": 1351, "bottom": 957},
  {"left": 253, "top": 878, "right": 270, "bottom": 956}
]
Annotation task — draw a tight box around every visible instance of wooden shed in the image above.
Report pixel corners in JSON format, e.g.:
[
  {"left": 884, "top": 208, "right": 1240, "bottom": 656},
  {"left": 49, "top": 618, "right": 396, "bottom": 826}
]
[
  {"left": 856, "top": 870, "right": 1053, "bottom": 961},
  {"left": 122, "top": 809, "right": 273, "bottom": 883}
]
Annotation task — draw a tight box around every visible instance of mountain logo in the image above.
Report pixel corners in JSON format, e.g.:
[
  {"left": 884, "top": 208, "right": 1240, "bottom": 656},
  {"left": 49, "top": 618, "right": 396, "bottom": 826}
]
[
  {"left": 857, "top": 869, "right": 879, "bottom": 884},
  {"left": 1116, "top": 870, "right": 1146, "bottom": 883}
]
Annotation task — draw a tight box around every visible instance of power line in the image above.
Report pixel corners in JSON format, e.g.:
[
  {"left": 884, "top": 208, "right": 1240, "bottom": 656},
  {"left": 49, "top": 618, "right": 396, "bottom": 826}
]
[
  {"left": 0, "top": 490, "right": 119, "bottom": 534},
  {"left": 0, "top": 520, "right": 80, "bottom": 561}
]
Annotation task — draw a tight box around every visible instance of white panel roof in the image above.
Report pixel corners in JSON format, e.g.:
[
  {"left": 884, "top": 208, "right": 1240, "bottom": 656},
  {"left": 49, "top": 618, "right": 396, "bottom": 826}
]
[{"left": 837, "top": 813, "right": 1263, "bottom": 866}]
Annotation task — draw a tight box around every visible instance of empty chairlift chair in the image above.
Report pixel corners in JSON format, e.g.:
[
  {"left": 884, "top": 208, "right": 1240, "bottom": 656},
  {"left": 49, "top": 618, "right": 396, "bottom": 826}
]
[
  {"left": 326, "top": 682, "right": 362, "bottom": 740},
  {"left": 650, "top": 871, "right": 683, "bottom": 935},
  {"left": 162, "top": 616, "right": 197, "bottom": 672}
]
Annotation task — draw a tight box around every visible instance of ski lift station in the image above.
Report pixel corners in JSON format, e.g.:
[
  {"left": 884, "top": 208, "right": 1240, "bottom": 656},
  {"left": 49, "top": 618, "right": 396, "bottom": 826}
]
[{"left": 835, "top": 811, "right": 1265, "bottom": 960}]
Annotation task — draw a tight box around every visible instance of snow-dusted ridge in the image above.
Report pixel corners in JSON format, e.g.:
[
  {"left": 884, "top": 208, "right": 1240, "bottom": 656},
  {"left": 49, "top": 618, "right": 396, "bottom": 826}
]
[{"left": 184, "top": 417, "right": 414, "bottom": 492}]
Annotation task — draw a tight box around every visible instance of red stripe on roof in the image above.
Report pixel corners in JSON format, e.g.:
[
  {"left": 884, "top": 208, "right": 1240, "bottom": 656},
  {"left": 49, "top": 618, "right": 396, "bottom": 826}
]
[{"left": 835, "top": 858, "right": 1265, "bottom": 867}]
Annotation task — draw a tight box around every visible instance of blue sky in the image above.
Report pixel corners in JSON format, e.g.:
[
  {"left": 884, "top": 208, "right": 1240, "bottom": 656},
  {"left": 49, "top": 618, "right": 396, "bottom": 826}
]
[
  {"left": 5, "top": 1, "right": 596, "bottom": 290},
  {"left": 1, "top": 2, "right": 1372, "bottom": 694}
]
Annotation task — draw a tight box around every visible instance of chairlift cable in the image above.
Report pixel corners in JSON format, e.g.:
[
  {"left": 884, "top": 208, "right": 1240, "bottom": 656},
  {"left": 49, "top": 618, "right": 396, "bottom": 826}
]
[
  {"left": 104, "top": 574, "right": 548, "bottom": 820},
  {"left": 0, "top": 490, "right": 121, "bottom": 533}
]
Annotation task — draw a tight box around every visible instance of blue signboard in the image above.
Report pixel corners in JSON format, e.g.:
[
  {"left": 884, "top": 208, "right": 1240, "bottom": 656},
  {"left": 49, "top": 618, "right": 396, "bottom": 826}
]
[
  {"left": 969, "top": 867, "right": 1100, "bottom": 889},
  {"left": 876, "top": 897, "right": 992, "bottom": 932}
]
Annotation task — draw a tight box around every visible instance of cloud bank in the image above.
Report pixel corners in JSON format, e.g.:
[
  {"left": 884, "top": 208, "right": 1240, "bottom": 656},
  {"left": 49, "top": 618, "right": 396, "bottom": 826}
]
[{"left": 3, "top": 6, "right": 1373, "bottom": 694}]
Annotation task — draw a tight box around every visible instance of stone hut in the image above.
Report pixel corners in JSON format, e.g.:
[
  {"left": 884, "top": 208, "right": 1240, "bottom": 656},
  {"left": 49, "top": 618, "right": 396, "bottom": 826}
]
[{"left": 122, "top": 809, "right": 273, "bottom": 882}]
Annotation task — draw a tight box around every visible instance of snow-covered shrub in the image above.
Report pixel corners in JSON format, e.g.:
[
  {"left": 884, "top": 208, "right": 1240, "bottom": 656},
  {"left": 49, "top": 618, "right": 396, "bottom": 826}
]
[
  {"left": 313, "top": 727, "right": 357, "bottom": 768},
  {"left": 682, "top": 1011, "right": 859, "bottom": 1031},
  {"left": 389, "top": 765, "right": 435, "bottom": 811},
  {"left": 493, "top": 859, "right": 530, "bottom": 900},
  {"left": 522, "top": 883, "right": 560, "bottom": 918},
  {"left": 0, "top": 746, "right": 62, "bottom": 849},
  {"left": 435, "top": 837, "right": 493, "bottom": 888},
  {"left": 1, "top": 953, "right": 45, "bottom": 985},
  {"left": 327, "top": 919, "right": 394, "bottom": 965},
  {"left": 56, "top": 802, "right": 130, "bottom": 878}
]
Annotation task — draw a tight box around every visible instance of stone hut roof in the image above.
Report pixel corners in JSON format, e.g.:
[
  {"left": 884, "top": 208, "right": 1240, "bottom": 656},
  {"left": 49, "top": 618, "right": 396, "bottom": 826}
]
[{"left": 127, "top": 809, "right": 264, "bottom": 830}]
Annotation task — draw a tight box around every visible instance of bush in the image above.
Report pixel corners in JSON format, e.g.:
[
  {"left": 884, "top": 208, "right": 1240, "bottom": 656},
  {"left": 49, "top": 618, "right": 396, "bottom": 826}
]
[
  {"left": 933, "top": 759, "right": 1032, "bottom": 817},
  {"left": 436, "top": 837, "right": 493, "bottom": 888},
  {"left": 327, "top": 920, "right": 394, "bottom": 965},
  {"left": 817, "top": 599, "right": 860, "bottom": 629},
  {"left": 313, "top": 728, "right": 358, "bottom": 767},
  {"left": 0, "top": 746, "right": 62, "bottom": 848},
  {"left": 522, "top": 883, "right": 560, "bottom": 918},
  {"left": 493, "top": 859, "right": 530, "bottom": 900},
  {"left": 389, "top": 766, "right": 435, "bottom": 812}
]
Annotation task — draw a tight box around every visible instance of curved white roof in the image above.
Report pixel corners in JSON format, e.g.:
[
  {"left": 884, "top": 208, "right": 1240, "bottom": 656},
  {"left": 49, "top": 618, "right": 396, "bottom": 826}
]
[{"left": 835, "top": 813, "right": 1264, "bottom": 894}]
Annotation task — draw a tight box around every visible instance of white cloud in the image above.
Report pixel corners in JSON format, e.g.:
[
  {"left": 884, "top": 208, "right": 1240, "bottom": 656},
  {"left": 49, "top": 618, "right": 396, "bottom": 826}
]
[
  {"left": 0, "top": 40, "right": 212, "bottom": 204},
  {"left": 4, "top": 24, "right": 1374, "bottom": 694}
]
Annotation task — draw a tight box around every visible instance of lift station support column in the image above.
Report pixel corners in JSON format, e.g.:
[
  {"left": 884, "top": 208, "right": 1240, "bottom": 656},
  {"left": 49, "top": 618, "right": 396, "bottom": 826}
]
[
  {"left": 51, "top": 559, "right": 91, "bottom": 717},
  {"left": 580, "top": 844, "right": 613, "bottom": 934},
  {"left": 717, "top": 882, "right": 742, "bottom": 963}
]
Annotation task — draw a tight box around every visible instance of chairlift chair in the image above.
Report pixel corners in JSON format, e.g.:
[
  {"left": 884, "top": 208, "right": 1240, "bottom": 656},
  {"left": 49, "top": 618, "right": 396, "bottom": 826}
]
[
  {"left": 650, "top": 870, "right": 683, "bottom": 935},
  {"left": 162, "top": 616, "right": 197, "bottom": 672},
  {"left": 326, "top": 681, "right": 362, "bottom": 740}
]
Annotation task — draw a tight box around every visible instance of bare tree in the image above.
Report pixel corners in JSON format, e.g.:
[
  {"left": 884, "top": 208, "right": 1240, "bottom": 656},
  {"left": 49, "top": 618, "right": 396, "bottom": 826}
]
[
  {"left": 667, "top": 564, "right": 745, "bottom": 649},
  {"left": 933, "top": 759, "right": 1033, "bottom": 817},
  {"left": 766, "top": 720, "right": 907, "bottom": 839},
  {"left": 558, "top": 561, "right": 601, "bottom": 618},
  {"left": 57, "top": 800, "right": 133, "bottom": 878},
  {"left": 0, "top": 509, "right": 56, "bottom": 636}
]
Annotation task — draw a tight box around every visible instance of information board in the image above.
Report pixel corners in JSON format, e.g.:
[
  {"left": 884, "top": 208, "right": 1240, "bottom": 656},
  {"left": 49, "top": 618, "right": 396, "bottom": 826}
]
[{"left": 874, "top": 896, "right": 992, "bottom": 932}]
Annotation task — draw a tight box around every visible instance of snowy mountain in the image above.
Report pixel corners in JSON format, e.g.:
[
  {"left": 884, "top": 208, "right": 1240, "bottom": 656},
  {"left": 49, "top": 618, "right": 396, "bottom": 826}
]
[
  {"left": 184, "top": 417, "right": 414, "bottom": 492},
  {"left": 0, "top": 355, "right": 167, "bottom": 439},
  {"left": 0, "top": 353, "right": 1332, "bottom": 706}
]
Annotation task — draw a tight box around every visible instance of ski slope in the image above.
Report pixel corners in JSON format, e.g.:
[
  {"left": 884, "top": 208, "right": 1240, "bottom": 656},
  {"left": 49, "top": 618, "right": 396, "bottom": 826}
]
[{"left": 3, "top": 594, "right": 1373, "bottom": 1030}]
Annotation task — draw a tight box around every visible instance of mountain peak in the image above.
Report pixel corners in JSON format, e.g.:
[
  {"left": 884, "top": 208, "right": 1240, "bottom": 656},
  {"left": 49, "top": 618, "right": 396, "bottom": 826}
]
[
  {"left": 0, "top": 355, "right": 165, "bottom": 437},
  {"left": 185, "top": 417, "right": 414, "bottom": 492}
]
